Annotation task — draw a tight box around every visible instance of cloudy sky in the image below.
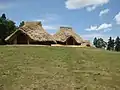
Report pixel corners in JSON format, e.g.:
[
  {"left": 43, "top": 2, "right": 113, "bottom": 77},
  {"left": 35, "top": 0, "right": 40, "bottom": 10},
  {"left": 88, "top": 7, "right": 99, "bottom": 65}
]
[{"left": 0, "top": 0, "right": 120, "bottom": 41}]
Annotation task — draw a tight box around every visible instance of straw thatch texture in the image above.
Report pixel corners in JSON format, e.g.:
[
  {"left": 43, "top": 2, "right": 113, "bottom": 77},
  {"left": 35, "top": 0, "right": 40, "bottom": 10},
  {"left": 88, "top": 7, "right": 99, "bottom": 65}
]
[
  {"left": 5, "top": 22, "right": 56, "bottom": 44},
  {"left": 53, "top": 27, "right": 83, "bottom": 44},
  {"left": 82, "top": 40, "right": 91, "bottom": 47}
]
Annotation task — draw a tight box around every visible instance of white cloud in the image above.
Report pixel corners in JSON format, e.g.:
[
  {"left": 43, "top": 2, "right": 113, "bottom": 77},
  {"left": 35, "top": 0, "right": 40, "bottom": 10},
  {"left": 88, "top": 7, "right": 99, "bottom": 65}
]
[
  {"left": 81, "top": 33, "right": 103, "bottom": 38},
  {"left": 86, "top": 5, "right": 96, "bottom": 12},
  {"left": 86, "top": 26, "right": 98, "bottom": 31},
  {"left": 99, "top": 9, "right": 109, "bottom": 16},
  {"left": 81, "top": 33, "right": 104, "bottom": 42},
  {"left": 97, "top": 23, "right": 112, "bottom": 30},
  {"left": 65, "top": 0, "right": 109, "bottom": 11},
  {"left": 86, "top": 23, "right": 112, "bottom": 31},
  {"left": 81, "top": 33, "right": 112, "bottom": 42},
  {"left": 43, "top": 24, "right": 72, "bottom": 31},
  {"left": 32, "top": 14, "right": 60, "bottom": 30},
  {"left": 33, "top": 19, "right": 45, "bottom": 22},
  {"left": 114, "top": 12, "right": 120, "bottom": 25},
  {"left": 32, "top": 14, "right": 60, "bottom": 25},
  {"left": 33, "top": 18, "right": 53, "bottom": 24},
  {"left": 43, "top": 25, "right": 58, "bottom": 30}
]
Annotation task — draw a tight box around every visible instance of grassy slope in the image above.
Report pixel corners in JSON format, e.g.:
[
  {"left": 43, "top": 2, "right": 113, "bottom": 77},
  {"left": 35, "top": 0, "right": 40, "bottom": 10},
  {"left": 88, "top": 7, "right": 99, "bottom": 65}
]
[{"left": 0, "top": 46, "right": 120, "bottom": 90}]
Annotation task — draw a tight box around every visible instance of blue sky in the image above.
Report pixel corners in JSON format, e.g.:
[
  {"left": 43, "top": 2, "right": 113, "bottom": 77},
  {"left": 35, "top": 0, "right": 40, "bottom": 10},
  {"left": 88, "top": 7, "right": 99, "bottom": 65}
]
[{"left": 0, "top": 0, "right": 120, "bottom": 42}]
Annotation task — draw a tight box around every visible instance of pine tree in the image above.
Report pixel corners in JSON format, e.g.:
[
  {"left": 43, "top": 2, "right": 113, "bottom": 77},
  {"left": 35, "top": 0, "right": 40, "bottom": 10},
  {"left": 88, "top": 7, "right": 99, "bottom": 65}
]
[
  {"left": 19, "top": 21, "right": 24, "bottom": 27},
  {"left": 93, "top": 37, "right": 97, "bottom": 47},
  {"left": 1, "top": 13, "right": 6, "bottom": 20},
  {"left": 107, "top": 37, "right": 115, "bottom": 51},
  {"left": 115, "top": 36, "right": 120, "bottom": 51},
  {"left": 111, "top": 39, "right": 115, "bottom": 50}
]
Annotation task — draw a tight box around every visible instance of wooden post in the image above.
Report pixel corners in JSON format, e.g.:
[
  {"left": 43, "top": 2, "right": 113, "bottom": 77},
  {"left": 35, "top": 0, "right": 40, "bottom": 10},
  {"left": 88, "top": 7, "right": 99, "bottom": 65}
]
[
  {"left": 27, "top": 38, "right": 29, "bottom": 44},
  {"left": 13, "top": 38, "right": 17, "bottom": 44},
  {"left": 73, "top": 40, "right": 74, "bottom": 45}
]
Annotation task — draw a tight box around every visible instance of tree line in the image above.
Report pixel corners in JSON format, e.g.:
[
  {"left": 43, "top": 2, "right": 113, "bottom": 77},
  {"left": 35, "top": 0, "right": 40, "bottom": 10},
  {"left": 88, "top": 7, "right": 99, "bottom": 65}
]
[{"left": 93, "top": 37, "right": 120, "bottom": 52}]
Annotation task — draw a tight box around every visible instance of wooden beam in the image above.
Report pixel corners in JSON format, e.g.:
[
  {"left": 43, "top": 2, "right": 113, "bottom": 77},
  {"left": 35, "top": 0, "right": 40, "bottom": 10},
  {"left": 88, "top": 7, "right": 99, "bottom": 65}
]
[{"left": 27, "top": 37, "right": 29, "bottom": 44}]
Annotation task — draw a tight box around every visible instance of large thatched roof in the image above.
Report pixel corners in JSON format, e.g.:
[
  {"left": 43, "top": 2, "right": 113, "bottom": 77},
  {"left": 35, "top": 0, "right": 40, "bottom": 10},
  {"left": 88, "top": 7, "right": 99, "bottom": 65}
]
[
  {"left": 5, "top": 21, "right": 56, "bottom": 43},
  {"left": 53, "top": 27, "right": 83, "bottom": 44}
]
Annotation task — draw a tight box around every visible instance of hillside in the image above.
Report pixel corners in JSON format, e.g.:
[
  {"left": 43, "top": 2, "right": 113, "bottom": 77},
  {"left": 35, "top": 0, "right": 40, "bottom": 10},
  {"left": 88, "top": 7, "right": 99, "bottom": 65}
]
[{"left": 0, "top": 46, "right": 120, "bottom": 90}]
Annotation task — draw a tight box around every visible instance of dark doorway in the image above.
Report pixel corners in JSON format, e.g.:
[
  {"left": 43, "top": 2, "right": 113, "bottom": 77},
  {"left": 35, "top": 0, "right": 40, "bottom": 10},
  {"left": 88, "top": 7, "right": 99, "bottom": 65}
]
[
  {"left": 66, "top": 37, "right": 76, "bottom": 45},
  {"left": 17, "top": 33, "right": 28, "bottom": 44}
]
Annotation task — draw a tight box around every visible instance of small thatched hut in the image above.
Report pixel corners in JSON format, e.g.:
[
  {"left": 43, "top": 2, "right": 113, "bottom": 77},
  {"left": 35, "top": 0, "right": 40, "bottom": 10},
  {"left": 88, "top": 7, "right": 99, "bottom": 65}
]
[
  {"left": 53, "top": 27, "right": 83, "bottom": 45},
  {"left": 5, "top": 22, "right": 56, "bottom": 45},
  {"left": 82, "top": 40, "right": 91, "bottom": 47}
]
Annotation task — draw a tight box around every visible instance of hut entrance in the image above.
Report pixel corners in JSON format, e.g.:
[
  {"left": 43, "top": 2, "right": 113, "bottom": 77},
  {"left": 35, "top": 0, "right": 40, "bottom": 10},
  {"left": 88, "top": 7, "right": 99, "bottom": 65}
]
[
  {"left": 66, "top": 36, "right": 76, "bottom": 45},
  {"left": 17, "top": 33, "right": 28, "bottom": 44}
]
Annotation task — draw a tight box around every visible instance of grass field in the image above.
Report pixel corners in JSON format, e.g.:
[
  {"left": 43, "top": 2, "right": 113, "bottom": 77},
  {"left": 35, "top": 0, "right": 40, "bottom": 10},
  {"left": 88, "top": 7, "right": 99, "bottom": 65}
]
[{"left": 0, "top": 46, "right": 120, "bottom": 90}]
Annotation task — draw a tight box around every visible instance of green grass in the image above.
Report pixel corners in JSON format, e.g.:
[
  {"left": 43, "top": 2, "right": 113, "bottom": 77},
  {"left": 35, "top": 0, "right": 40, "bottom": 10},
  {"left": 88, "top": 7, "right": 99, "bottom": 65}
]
[{"left": 0, "top": 46, "right": 120, "bottom": 90}]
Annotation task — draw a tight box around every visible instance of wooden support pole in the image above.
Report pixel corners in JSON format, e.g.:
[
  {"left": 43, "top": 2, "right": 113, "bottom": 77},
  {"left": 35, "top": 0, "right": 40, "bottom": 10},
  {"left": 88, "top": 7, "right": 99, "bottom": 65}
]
[
  {"left": 73, "top": 39, "right": 75, "bottom": 45},
  {"left": 13, "top": 38, "right": 17, "bottom": 44},
  {"left": 66, "top": 41, "right": 67, "bottom": 45},
  {"left": 27, "top": 37, "right": 29, "bottom": 45}
]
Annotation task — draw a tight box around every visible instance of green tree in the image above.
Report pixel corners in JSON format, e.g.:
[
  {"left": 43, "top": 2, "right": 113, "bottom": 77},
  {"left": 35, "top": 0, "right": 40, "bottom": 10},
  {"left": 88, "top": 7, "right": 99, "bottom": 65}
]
[
  {"left": 93, "top": 37, "right": 97, "bottom": 47},
  {"left": 107, "top": 37, "right": 115, "bottom": 51},
  {"left": 0, "top": 15, "right": 7, "bottom": 39},
  {"left": 96, "top": 38, "right": 107, "bottom": 48},
  {"left": 1, "top": 13, "right": 6, "bottom": 20},
  {"left": 19, "top": 21, "right": 24, "bottom": 27},
  {"left": 112, "top": 39, "right": 115, "bottom": 50},
  {"left": 0, "top": 22, "right": 7, "bottom": 44},
  {"left": 93, "top": 37, "right": 107, "bottom": 48},
  {"left": 115, "top": 36, "right": 120, "bottom": 52},
  {"left": 0, "top": 13, "right": 16, "bottom": 44}
]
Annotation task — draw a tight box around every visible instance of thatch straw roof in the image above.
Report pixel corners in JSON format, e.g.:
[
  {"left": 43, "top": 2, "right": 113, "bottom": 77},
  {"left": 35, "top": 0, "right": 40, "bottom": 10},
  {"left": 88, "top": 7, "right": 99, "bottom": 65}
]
[
  {"left": 83, "top": 40, "right": 90, "bottom": 43},
  {"left": 5, "top": 21, "right": 56, "bottom": 43},
  {"left": 82, "top": 40, "right": 91, "bottom": 46},
  {"left": 53, "top": 27, "right": 83, "bottom": 43}
]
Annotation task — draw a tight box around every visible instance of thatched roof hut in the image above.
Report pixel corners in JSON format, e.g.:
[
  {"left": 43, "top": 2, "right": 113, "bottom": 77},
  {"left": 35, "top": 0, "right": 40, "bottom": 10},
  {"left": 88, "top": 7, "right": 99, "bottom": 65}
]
[
  {"left": 53, "top": 27, "right": 83, "bottom": 45},
  {"left": 82, "top": 40, "right": 91, "bottom": 47},
  {"left": 5, "top": 21, "right": 56, "bottom": 45}
]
